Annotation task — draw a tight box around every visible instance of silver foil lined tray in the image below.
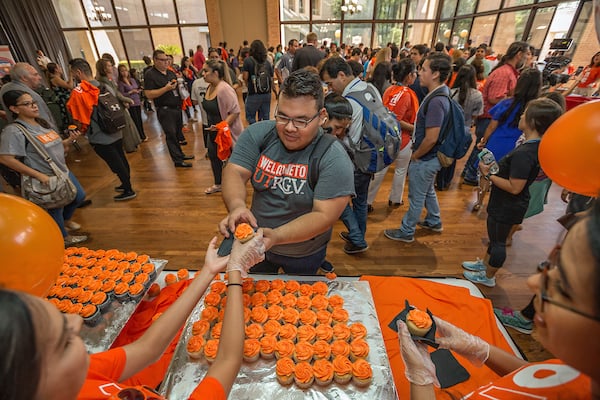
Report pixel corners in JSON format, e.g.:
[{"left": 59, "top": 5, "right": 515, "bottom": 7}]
[
  {"left": 160, "top": 278, "right": 398, "bottom": 399},
  {"left": 81, "top": 259, "right": 168, "bottom": 353}
]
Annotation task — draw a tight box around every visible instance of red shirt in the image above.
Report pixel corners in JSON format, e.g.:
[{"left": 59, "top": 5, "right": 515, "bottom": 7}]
[
  {"left": 193, "top": 51, "right": 206, "bottom": 71},
  {"left": 382, "top": 84, "right": 419, "bottom": 150},
  {"left": 577, "top": 65, "right": 600, "bottom": 88},
  {"left": 481, "top": 63, "right": 518, "bottom": 118}
]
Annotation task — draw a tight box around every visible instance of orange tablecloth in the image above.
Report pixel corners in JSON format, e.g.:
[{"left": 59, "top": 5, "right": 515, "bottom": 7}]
[{"left": 360, "top": 276, "right": 516, "bottom": 399}]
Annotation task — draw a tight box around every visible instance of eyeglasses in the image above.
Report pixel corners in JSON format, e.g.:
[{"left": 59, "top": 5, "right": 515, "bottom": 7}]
[
  {"left": 108, "top": 385, "right": 163, "bottom": 400},
  {"left": 274, "top": 109, "right": 321, "bottom": 129},
  {"left": 539, "top": 245, "right": 600, "bottom": 323},
  {"left": 16, "top": 100, "right": 38, "bottom": 108}
]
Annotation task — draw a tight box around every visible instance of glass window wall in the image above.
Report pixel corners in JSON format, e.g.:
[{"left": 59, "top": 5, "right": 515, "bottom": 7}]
[
  {"left": 476, "top": 0, "right": 501, "bottom": 13},
  {"left": 470, "top": 15, "right": 496, "bottom": 46},
  {"left": 408, "top": 0, "right": 439, "bottom": 19},
  {"left": 145, "top": 0, "right": 177, "bottom": 25},
  {"left": 491, "top": 10, "right": 531, "bottom": 54},
  {"left": 342, "top": 24, "right": 373, "bottom": 47},
  {"left": 176, "top": 0, "right": 208, "bottom": 24},
  {"left": 52, "top": 0, "right": 88, "bottom": 28},
  {"left": 313, "top": 24, "right": 342, "bottom": 46},
  {"left": 343, "top": 0, "right": 375, "bottom": 20},
  {"left": 376, "top": 0, "right": 406, "bottom": 19},
  {"left": 375, "top": 23, "right": 404, "bottom": 48},
  {"left": 83, "top": 0, "right": 118, "bottom": 28},
  {"left": 113, "top": 0, "right": 147, "bottom": 26}
]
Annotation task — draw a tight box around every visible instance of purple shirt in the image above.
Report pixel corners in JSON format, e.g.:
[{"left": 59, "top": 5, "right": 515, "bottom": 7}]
[{"left": 117, "top": 78, "right": 141, "bottom": 106}]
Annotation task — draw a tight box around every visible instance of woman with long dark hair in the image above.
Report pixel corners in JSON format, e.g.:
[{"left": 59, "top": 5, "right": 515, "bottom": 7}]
[
  {"left": 368, "top": 61, "right": 392, "bottom": 96},
  {"left": 46, "top": 62, "right": 73, "bottom": 132},
  {"left": 117, "top": 65, "right": 146, "bottom": 141},
  {"left": 242, "top": 39, "right": 273, "bottom": 124}
]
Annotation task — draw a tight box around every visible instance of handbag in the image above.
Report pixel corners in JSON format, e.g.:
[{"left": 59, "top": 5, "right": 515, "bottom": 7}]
[{"left": 14, "top": 123, "right": 77, "bottom": 209}]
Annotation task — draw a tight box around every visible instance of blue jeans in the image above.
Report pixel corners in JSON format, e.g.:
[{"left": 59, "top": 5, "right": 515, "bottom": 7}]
[
  {"left": 340, "top": 171, "right": 371, "bottom": 247},
  {"left": 463, "top": 117, "right": 491, "bottom": 182},
  {"left": 399, "top": 157, "right": 442, "bottom": 236},
  {"left": 47, "top": 171, "right": 86, "bottom": 238},
  {"left": 249, "top": 246, "right": 327, "bottom": 275},
  {"left": 245, "top": 93, "right": 271, "bottom": 124}
]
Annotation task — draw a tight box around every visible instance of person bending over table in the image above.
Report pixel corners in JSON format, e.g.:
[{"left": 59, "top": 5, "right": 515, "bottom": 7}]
[
  {"left": 0, "top": 232, "right": 265, "bottom": 400},
  {"left": 398, "top": 201, "right": 600, "bottom": 399}
]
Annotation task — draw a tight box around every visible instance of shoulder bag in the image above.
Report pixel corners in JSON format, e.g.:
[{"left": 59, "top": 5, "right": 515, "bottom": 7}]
[{"left": 14, "top": 123, "right": 77, "bottom": 209}]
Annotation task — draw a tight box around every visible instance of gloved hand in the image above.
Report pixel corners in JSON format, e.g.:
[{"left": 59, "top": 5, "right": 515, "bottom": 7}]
[
  {"left": 226, "top": 229, "right": 265, "bottom": 277},
  {"left": 433, "top": 316, "right": 490, "bottom": 367},
  {"left": 397, "top": 320, "right": 440, "bottom": 387}
]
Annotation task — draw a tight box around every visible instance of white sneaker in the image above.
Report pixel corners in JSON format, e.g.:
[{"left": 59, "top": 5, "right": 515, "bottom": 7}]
[
  {"left": 64, "top": 220, "right": 81, "bottom": 231},
  {"left": 64, "top": 235, "right": 88, "bottom": 246}
]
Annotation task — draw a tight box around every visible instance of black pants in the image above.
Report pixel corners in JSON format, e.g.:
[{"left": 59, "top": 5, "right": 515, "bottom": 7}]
[
  {"left": 92, "top": 139, "right": 132, "bottom": 192},
  {"left": 486, "top": 215, "right": 513, "bottom": 268},
  {"left": 436, "top": 160, "right": 456, "bottom": 190},
  {"left": 129, "top": 105, "right": 146, "bottom": 140},
  {"left": 206, "top": 130, "right": 223, "bottom": 185},
  {"left": 156, "top": 107, "right": 185, "bottom": 163}
]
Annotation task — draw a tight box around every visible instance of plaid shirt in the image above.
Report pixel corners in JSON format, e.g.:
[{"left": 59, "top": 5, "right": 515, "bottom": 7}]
[{"left": 481, "top": 64, "right": 519, "bottom": 118}]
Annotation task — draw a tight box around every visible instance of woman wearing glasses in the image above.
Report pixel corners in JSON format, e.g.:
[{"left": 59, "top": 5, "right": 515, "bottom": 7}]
[
  {"left": 200, "top": 60, "right": 243, "bottom": 195},
  {"left": 398, "top": 199, "right": 600, "bottom": 399},
  {"left": 0, "top": 90, "right": 87, "bottom": 246}
]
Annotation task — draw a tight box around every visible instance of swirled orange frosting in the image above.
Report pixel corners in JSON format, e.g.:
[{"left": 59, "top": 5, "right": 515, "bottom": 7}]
[
  {"left": 267, "top": 304, "right": 283, "bottom": 320},
  {"left": 295, "top": 341, "right": 314, "bottom": 362},
  {"left": 176, "top": 269, "right": 189, "bottom": 281},
  {"left": 125, "top": 251, "right": 138, "bottom": 261},
  {"left": 282, "top": 308, "right": 299, "bottom": 325},
  {"left": 243, "top": 307, "right": 251, "bottom": 324},
  {"left": 244, "top": 338, "right": 261, "bottom": 357},
  {"left": 114, "top": 282, "right": 129, "bottom": 295},
  {"left": 210, "top": 281, "right": 227, "bottom": 295},
  {"left": 79, "top": 276, "right": 93, "bottom": 288},
  {"left": 260, "top": 334, "right": 277, "bottom": 354},
  {"left": 164, "top": 273, "right": 177, "bottom": 285},
  {"left": 101, "top": 280, "right": 116, "bottom": 293},
  {"left": 284, "top": 280, "right": 300, "bottom": 294},
  {"left": 85, "top": 280, "right": 102, "bottom": 293},
  {"left": 328, "top": 294, "right": 344, "bottom": 309},
  {"left": 276, "top": 339, "right": 295, "bottom": 358},
  {"left": 204, "top": 339, "right": 219, "bottom": 359},
  {"left": 251, "top": 306, "right": 269, "bottom": 324},
  {"left": 134, "top": 273, "right": 149, "bottom": 286},
  {"left": 333, "top": 324, "right": 351, "bottom": 341},
  {"left": 333, "top": 355, "right": 353, "bottom": 375},
  {"left": 90, "top": 292, "right": 107, "bottom": 305},
  {"left": 250, "top": 292, "right": 267, "bottom": 307},
  {"left": 96, "top": 271, "right": 111, "bottom": 282},
  {"left": 315, "top": 324, "right": 334, "bottom": 342},
  {"left": 116, "top": 261, "right": 130, "bottom": 271},
  {"left": 350, "top": 339, "right": 370, "bottom": 358},
  {"left": 276, "top": 356, "right": 295, "bottom": 376},
  {"left": 263, "top": 319, "right": 281, "bottom": 336},
  {"left": 66, "top": 276, "right": 80, "bottom": 287},
  {"left": 254, "top": 280, "right": 271, "bottom": 293},
  {"left": 204, "top": 292, "right": 222, "bottom": 307},
  {"left": 57, "top": 287, "right": 72, "bottom": 300},
  {"left": 90, "top": 267, "right": 103, "bottom": 278},
  {"left": 128, "top": 263, "right": 142, "bottom": 274},
  {"left": 352, "top": 358, "right": 372, "bottom": 379},
  {"left": 47, "top": 297, "right": 60, "bottom": 308},
  {"left": 407, "top": 309, "right": 432, "bottom": 329},
  {"left": 298, "top": 284, "right": 313, "bottom": 297},
  {"left": 313, "top": 359, "right": 334, "bottom": 381},
  {"left": 332, "top": 308, "right": 349, "bottom": 324},
  {"left": 266, "top": 290, "right": 282, "bottom": 306},
  {"left": 80, "top": 304, "right": 97, "bottom": 318},
  {"left": 141, "top": 263, "right": 155, "bottom": 275},
  {"left": 299, "top": 309, "right": 317, "bottom": 326},
  {"left": 270, "top": 279, "right": 285, "bottom": 292},
  {"left": 297, "top": 325, "right": 316, "bottom": 343},
  {"left": 294, "top": 361, "right": 313, "bottom": 383},
  {"left": 296, "top": 295, "right": 311, "bottom": 310},
  {"left": 350, "top": 323, "right": 368, "bottom": 340},
  {"left": 201, "top": 306, "right": 219, "bottom": 322},
  {"left": 331, "top": 340, "right": 351, "bottom": 357},
  {"left": 311, "top": 295, "right": 329, "bottom": 311},
  {"left": 105, "top": 260, "right": 119, "bottom": 271},
  {"left": 187, "top": 335, "right": 205, "bottom": 353},
  {"left": 129, "top": 283, "right": 144, "bottom": 295},
  {"left": 192, "top": 319, "right": 210, "bottom": 336},
  {"left": 234, "top": 223, "right": 254, "bottom": 241},
  {"left": 211, "top": 322, "right": 223, "bottom": 339},
  {"left": 312, "top": 281, "right": 329, "bottom": 295},
  {"left": 242, "top": 277, "right": 255, "bottom": 292},
  {"left": 245, "top": 323, "right": 264, "bottom": 339},
  {"left": 281, "top": 293, "right": 297, "bottom": 308},
  {"left": 325, "top": 272, "right": 337, "bottom": 280},
  {"left": 137, "top": 254, "right": 150, "bottom": 264},
  {"left": 279, "top": 324, "right": 298, "bottom": 341},
  {"left": 316, "top": 310, "right": 332, "bottom": 325},
  {"left": 69, "top": 302, "right": 83, "bottom": 315},
  {"left": 58, "top": 299, "right": 73, "bottom": 313},
  {"left": 313, "top": 340, "right": 332, "bottom": 359}
]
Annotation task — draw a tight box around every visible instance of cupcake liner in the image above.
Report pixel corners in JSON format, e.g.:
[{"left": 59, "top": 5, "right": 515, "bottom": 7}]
[{"left": 83, "top": 308, "right": 102, "bottom": 327}]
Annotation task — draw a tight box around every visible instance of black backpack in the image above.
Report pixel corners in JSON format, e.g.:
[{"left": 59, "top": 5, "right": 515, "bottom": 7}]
[
  {"left": 251, "top": 57, "right": 272, "bottom": 94},
  {"left": 96, "top": 84, "right": 126, "bottom": 134}
]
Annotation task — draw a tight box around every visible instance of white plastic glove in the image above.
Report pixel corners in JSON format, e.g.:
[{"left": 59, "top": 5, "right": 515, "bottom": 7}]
[
  {"left": 433, "top": 316, "right": 490, "bottom": 367},
  {"left": 397, "top": 320, "right": 440, "bottom": 387},
  {"left": 226, "top": 229, "right": 265, "bottom": 277}
]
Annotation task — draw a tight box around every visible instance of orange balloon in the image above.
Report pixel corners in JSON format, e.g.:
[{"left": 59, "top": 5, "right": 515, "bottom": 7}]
[
  {"left": 539, "top": 100, "right": 600, "bottom": 197},
  {"left": 0, "top": 193, "right": 63, "bottom": 297}
]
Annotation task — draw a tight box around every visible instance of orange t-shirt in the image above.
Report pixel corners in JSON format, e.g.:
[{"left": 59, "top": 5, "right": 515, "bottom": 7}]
[
  {"left": 466, "top": 359, "right": 591, "bottom": 399},
  {"left": 67, "top": 80, "right": 99, "bottom": 128},
  {"left": 382, "top": 84, "right": 419, "bottom": 150}
]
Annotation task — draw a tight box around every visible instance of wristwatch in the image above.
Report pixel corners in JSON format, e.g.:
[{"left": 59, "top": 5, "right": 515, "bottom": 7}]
[{"left": 484, "top": 172, "right": 492, "bottom": 180}]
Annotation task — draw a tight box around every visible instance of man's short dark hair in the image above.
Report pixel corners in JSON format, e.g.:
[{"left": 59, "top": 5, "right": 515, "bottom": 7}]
[
  {"left": 319, "top": 57, "right": 352, "bottom": 80},
  {"left": 152, "top": 49, "right": 166, "bottom": 59},
  {"left": 288, "top": 39, "right": 297, "bottom": 48},
  {"left": 434, "top": 42, "right": 445, "bottom": 52},
  {"left": 412, "top": 44, "right": 428, "bottom": 56},
  {"left": 351, "top": 48, "right": 362, "bottom": 57},
  {"left": 425, "top": 53, "right": 452, "bottom": 83},
  {"left": 347, "top": 60, "right": 364, "bottom": 78},
  {"left": 280, "top": 69, "right": 324, "bottom": 109},
  {"left": 324, "top": 93, "right": 352, "bottom": 121},
  {"left": 69, "top": 58, "right": 92, "bottom": 76}
]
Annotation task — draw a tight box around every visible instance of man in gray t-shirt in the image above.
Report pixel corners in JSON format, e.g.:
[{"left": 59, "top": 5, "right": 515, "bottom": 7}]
[{"left": 220, "top": 70, "right": 354, "bottom": 275}]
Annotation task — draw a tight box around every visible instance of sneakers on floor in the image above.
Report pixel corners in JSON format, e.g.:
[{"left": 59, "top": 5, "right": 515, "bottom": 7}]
[
  {"left": 494, "top": 307, "right": 533, "bottom": 334},
  {"left": 343, "top": 242, "right": 369, "bottom": 254},
  {"left": 339, "top": 231, "right": 351, "bottom": 243},
  {"left": 205, "top": 185, "right": 222, "bottom": 194},
  {"left": 417, "top": 220, "right": 443, "bottom": 232},
  {"left": 463, "top": 270, "right": 496, "bottom": 287},
  {"left": 64, "top": 234, "right": 88, "bottom": 246},
  {"left": 64, "top": 220, "right": 81, "bottom": 231},
  {"left": 114, "top": 191, "right": 137, "bottom": 201},
  {"left": 462, "top": 258, "right": 486, "bottom": 272},
  {"left": 384, "top": 229, "right": 414, "bottom": 243},
  {"left": 114, "top": 185, "right": 125, "bottom": 192},
  {"left": 319, "top": 260, "right": 335, "bottom": 273}
]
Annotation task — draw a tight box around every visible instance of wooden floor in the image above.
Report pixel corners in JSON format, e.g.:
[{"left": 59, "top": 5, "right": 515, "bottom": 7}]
[{"left": 53, "top": 101, "right": 561, "bottom": 362}]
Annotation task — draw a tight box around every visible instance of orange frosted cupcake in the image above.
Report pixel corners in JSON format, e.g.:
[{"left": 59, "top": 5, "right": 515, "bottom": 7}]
[
  {"left": 210, "top": 281, "right": 227, "bottom": 296},
  {"left": 101, "top": 279, "right": 116, "bottom": 296},
  {"left": 263, "top": 319, "right": 281, "bottom": 338},
  {"left": 270, "top": 279, "right": 285, "bottom": 292},
  {"left": 282, "top": 307, "right": 300, "bottom": 326},
  {"left": 58, "top": 299, "right": 73, "bottom": 313},
  {"left": 297, "top": 325, "right": 317, "bottom": 344},
  {"left": 254, "top": 280, "right": 270, "bottom": 293},
  {"left": 134, "top": 272, "right": 150, "bottom": 288},
  {"left": 311, "top": 295, "right": 329, "bottom": 312},
  {"left": 333, "top": 355, "right": 353, "bottom": 384},
  {"left": 243, "top": 307, "right": 251, "bottom": 325},
  {"left": 47, "top": 297, "right": 60, "bottom": 309},
  {"left": 266, "top": 289, "right": 282, "bottom": 306},
  {"left": 204, "top": 292, "right": 222, "bottom": 307},
  {"left": 312, "top": 281, "right": 329, "bottom": 296},
  {"left": 121, "top": 272, "right": 135, "bottom": 285},
  {"left": 296, "top": 295, "right": 311, "bottom": 310},
  {"left": 331, "top": 340, "right": 351, "bottom": 358},
  {"left": 204, "top": 339, "right": 219, "bottom": 363},
  {"left": 65, "top": 276, "right": 79, "bottom": 287},
  {"left": 192, "top": 319, "right": 211, "bottom": 338},
  {"left": 243, "top": 338, "right": 261, "bottom": 363},
  {"left": 279, "top": 323, "right": 298, "bottom": 342},
  {"left": 298, "top": 284, "right": 313, "bottom": 298},
  {"left": 84, "top": 280, "right": 102, "bottom": 293},
  {"left": 127, "top": 263, "right": 142, "bottom": 274},
  {"left": 284, "top": 280, "right": 300, "bottom": 295},
  {"left": 117, "top": 261, "right": 130, "bottom": 271},
  {"left": 211, "top": 321, "right": 223, "bottom": 339},
  {"left": 251, "top": 306, "right": 269, "bottom": 324},
  {"left": 128, "top": 283, "right": 145, "bottom": 302},
  {"left": 242, "top": 293, "right": 251, "bottom": 308},
  {"left": 352, "top": 359, "right": 373, "bottom": 387},
  {"left": 90, "top": 292, "right": 110, "bottom": 313},
  {"left": 275, "top": 339, "right": 295, "bottom": 359},
  {"left": 242, "top": 278, "right": 255, "bottom": 295},
  {"left": 114, "top": 282, "right": 130, "bottom": 302},
  {"left": 56, "top": 287, "right": 72, "bottom": 300},
  {"left": 187, "top": 335, "right": 205, "bottom": 359},
  {"left": 294, "top": 361, "right": 314, "bottom": 389},
  {"left": 177, "top": 269, "right": 189, "bottom": 281},
  {"left": 69, "top": 302, "right": 84, "bottom": 315},
  {"left": 350, "top": 322, "right": 368, "bottom": 340},
  {"left": 141, "top": 262, "right": 156, "bottom": 279},
  {"left": 137, "top": 254, "right": 150, "bottom": 264},
  {"left": 147, "top": 283, "right": 160, "bottom": 298},
  {"left": 328, "top": 294, "right": 344, "bottom": 310},
  {"left": 96, "top": 270, "right": 111, "bottom": 282},
  {"left": 267, "top": 304, "right": 283, "bottom": 322},
  {"left": 245, "top": 323, "right": 264, "bottom": 340},
  {"left": 313, "top": 339, "right": 332, "bottom": 360},
  {"left": 125, "top": 251, "right": 138, "bottom": 261},
  {"left": 333, "top": 323, "right": 351, "bottom": 342},
  {"left": 201, "top": 306, "right": 219, "bottom": 325},
  {"left": 164, "top": 273, "right": 177, "bottom": 286},
  {"left": 332, "top": 308, "right": 349, "bottom": 325},
  {"left": 315, "top": 324, "right": 334, "bottom": 343},
  {"left": 105, "top": 260, "right": 119, "bottom": 271},
  {"left": 350, "top": 338, "right": 370, "bottom": 361},
  {"left": 313, "top": 358, "right": 334, "bottom": 386},
  {"left": 234, "top": 222, "right": 255, "bottom": 243},
  {"left": 260, "top": 334, "right": 277, "bottom": 360},
  {"left": 276, "top": 356, "right": 295, "bottom": 385},
  {"left": 80, "top": 304, "right": 101, "bottom": 326},
  {"left": 293, "top": 341, "right": 314, "bottom": 363},
  {"left": 281, "top": 293, "right": 297, "bottom": 308},
  {"left": 406, "top": 309, "right": 433, "bottom": 337},
  {"left": 250, "top": 292, "right": 267, "bottom": 308},
  {"left": 299, "top": 309, "right": 317, "bottom": 326},
  {"left": 316, "top": 310, "right": 332, "bottom": 326}
]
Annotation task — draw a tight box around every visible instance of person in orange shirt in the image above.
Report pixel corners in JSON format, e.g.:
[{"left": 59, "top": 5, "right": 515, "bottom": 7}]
[
  {"left": 0, "top": 232, "right": 265, "bottom": 400},
  {"left": 398, "top": 202, "right": 600, "bottom": 399}
]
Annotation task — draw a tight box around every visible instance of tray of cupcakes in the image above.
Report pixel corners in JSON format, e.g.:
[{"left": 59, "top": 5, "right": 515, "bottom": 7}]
[
  {"left": 45, "top": 247, "right": 167, "bottom": 353},
  {"left": 160, "top": 276, "right": 397, "bottom": 399}
]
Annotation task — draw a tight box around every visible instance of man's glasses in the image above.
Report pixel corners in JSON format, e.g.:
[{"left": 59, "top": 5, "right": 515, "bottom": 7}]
[
  {"left": 274, "top": 109, "right": 320, "bottom": 129},
  {"left": 539, "top": 245, "right": 600, "bottom": 323},
  {"left": 16, "top": 100, "right": 38, "bottom": 108}
]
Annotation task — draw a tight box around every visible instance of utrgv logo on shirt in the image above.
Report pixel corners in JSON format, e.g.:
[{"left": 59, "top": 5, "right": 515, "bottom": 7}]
[{"left": 254, "top": 155, "right": 308, "bottom": 194}]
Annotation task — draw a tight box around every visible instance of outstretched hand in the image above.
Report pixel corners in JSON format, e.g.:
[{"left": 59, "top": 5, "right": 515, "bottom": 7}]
[
  {"left": 227, "top": 229, "right": 265, "bottom": 277},
  {"left": 433, "top": 316, "right": 490, "bottom": 367},
  {"left": 218, "top": 207, "right": 258, "bottom": 237},
  {"left": 203, "top": 236, "right": 230, "bottom": 275},
  {"left": 397, "top": 320, "right": 440, "bottom": 387}
]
